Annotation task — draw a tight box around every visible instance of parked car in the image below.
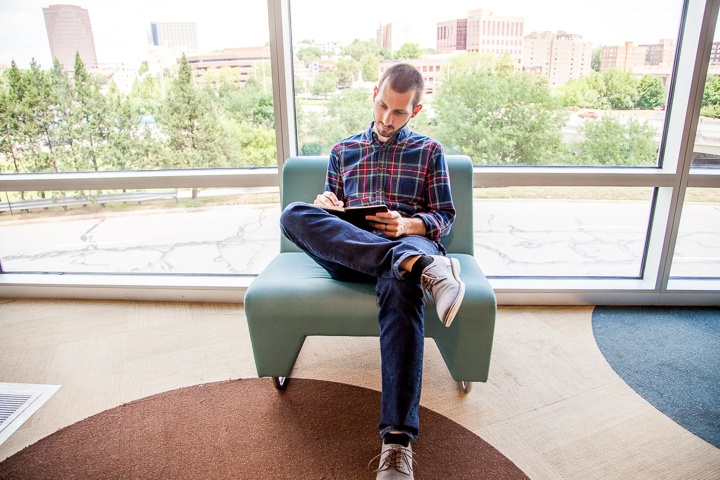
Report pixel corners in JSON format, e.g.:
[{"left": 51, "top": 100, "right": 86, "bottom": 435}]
[{"left": 578, "top": 111, "right": 599, "bottom": 119}]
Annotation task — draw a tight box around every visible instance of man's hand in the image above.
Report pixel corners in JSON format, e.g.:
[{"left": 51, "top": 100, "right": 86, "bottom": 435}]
[
  {"left": 314, "top": 191, "right": 343, "bottom": 208},
  {"left": 367, "top": 211, "right": 426, "bottom": 237}
]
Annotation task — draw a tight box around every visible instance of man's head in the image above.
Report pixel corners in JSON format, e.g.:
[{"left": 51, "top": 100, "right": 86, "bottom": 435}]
[{"left": 372, "top": 63, "right": 424, "bottom": 142}]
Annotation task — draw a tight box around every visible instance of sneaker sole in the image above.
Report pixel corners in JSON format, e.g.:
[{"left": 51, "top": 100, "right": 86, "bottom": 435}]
[{"left": 442, "top": 257, "right": 465, "bottom": 327}]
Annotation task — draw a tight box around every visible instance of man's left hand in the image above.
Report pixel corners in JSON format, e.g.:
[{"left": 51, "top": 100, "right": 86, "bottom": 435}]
[{"left": 367, "top": 211, "right": 426, "bottom": 237}]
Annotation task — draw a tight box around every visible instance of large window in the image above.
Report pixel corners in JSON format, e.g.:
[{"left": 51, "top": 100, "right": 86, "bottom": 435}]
[
  {"left": 290, "top": 0, "right": 680, "bottom": 169},
  {"left": 0, "top": 1, "right": 278, "bottom": 276},
  {"left": 0, "top": 0, "right": 719, "bottom": 303}
]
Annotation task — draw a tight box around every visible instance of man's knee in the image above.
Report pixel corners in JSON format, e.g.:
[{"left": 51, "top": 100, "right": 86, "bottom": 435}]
[{"left": 280, "top": 201, "right": 309, "bottom": 231}]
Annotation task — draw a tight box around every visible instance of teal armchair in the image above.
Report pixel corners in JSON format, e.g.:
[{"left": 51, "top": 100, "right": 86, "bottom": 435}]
[{"left": 244, "top": 155, "right": 496, "bottom": 392}]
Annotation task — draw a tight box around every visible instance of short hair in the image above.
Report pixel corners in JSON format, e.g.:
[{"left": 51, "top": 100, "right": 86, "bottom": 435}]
[{"left": 377, "top": 63, "right": 424, "bottom": 108}]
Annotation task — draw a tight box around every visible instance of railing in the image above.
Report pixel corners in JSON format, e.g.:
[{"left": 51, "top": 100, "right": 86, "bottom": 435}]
[{"left": 0, "top": 190, "right": 178, "bottom": 214}]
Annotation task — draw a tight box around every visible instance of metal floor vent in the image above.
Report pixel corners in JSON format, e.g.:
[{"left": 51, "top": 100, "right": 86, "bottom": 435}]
[{"left": 0, "top": 383, "right": 60, "bottom": 446}]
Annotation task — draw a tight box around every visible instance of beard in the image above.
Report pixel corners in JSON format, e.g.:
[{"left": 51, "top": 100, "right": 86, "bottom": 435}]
[{"left": 374, "top": 117, "right": 411, "bottom": 141}]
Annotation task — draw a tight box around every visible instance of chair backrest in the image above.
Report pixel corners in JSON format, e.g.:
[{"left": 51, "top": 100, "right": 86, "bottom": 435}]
[{"left": 280, "top": 155, "right": 474, "bottom": 255}]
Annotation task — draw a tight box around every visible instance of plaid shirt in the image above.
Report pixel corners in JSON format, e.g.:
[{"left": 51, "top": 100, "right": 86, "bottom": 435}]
[{"left": 325, "top": 122, "right": 456, "bottom": 241}]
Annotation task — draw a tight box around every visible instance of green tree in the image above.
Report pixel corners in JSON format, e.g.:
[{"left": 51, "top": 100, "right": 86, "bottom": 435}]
[
  {"left": 300, "top": 87, "right": 372, "bottom": 152},
  {"left": 636, "top": 75, "right": 666, "bottom": 109},
  {"left": 591, "top": 47, "right": 602, "bottom": 72},
  {"left": 311, "top": 72, "right": 337, "bottom": 97},
  {"left": 218, "top": 117, "right": 276, "bottom": 167},
  {"left": 217, "top": 78, "right": 274, "bottom": 128},
  {"left": 394, "top": 43, "right": 422, "bottom": 60},
  {"left": 701, "top": 75, "right": 720, "bottom": 117},
  {"left": 71, "top": 52, "right": 111, "bottom": 172},
  {"left": 297, "top": 46, "right": 323, "bottom": 66},
  {"left": 602, "top": 68, "right": 639, "bottom": 110},
  {"left": 26, "top": 58, "right": 65, "bottom": 173},
  {"left": 553, "top": 77, "right": 595, "bottom": 108},
  {"left": 359, "top": 54, "right": 381, "bottom": 82},
  {"left": 160, "top": 54, "right": 226, "bottom": 173},
  {"left": 301, "top": 141, "right": 322, "bottom": 155},
  {"left": 0, "top": 61, "right": 23, "bottom": 174},
  {"left": 128, "top": 73, "right": 163, "bottom": 117},
  {"left": 343, "top": 39, "right": 381, "bottom": 62},
  {"left": 335, "top": 57, "right": 359, "bottom": 87},
  {"left": 573, "top": 116, "right": 657, "bottom": 166},
  {"left": 433, "top": 57, "right": 568, "bottom": 165}
]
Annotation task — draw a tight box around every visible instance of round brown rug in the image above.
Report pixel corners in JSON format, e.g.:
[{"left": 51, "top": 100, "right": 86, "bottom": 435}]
[{"left": 0, "top": 378, "right": 528, "bottom": 479}]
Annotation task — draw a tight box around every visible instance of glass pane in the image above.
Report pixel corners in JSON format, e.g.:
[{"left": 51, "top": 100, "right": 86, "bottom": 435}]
[
  {"left": 693, "top": 10, "right": 720, "bottom": 169},
  {"left": 0, "top": 188, "right": 280, "bottom": 274},
  {"left": 678, "top": 11, "right": 720, "bottom": 279},
  {"left": 474, "top": 187, "right": 654, "bottom": 277},
  {"left": 669, "top": 188, "right": 720, "bottom": 279},
  {"left": 0, "top": 2, "right": 275, "bottom": 173},
  {"left": 290, "top": 0, "right": 681, "bottom": 166}
]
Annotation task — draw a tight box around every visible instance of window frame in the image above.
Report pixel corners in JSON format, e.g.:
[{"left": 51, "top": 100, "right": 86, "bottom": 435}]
[{"left": 0, "top": 0, "right": 719, "bottom": 305}]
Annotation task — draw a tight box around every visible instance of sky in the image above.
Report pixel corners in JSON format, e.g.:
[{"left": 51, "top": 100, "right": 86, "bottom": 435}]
[{"left": 0, "top": 0, "right": 683, "bottom": 70}]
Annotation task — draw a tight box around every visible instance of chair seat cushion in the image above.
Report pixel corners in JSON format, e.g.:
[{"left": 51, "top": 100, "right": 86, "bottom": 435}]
[{"left": 244, "top": 252, "right": 495, "bottom": 337}]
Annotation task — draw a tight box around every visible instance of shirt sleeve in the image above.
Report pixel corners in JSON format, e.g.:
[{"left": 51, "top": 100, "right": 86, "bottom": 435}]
[
  {"left": 413, "top": 145, "right": 456, "bottom": 241},
  {"left": 324, "top": 148, "right": 344, "bottom": 202}
]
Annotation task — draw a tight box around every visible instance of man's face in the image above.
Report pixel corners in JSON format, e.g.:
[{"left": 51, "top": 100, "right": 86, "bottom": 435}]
[{"left": 372, "top": 82, "right": 423, "bottom": 142}]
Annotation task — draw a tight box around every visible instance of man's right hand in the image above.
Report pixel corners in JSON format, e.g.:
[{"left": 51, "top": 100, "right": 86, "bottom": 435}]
[{"left": 314, "top": 191, "right": 344, "bottom": 208}]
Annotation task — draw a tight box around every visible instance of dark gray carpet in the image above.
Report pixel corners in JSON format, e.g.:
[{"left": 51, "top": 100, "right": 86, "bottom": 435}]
[{"left": 592, "top": 306, "right": 720, "bottom": 448}]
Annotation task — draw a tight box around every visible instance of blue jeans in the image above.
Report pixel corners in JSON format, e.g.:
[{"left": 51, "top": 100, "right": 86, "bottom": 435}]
[{"left": 280, "top": 201, "right": 441, "bottom": 441}]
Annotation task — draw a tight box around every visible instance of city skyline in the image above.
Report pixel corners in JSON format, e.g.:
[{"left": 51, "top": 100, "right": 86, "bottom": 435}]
[{"left": 1, "top": 0, "right": 684, "bottom": 70}]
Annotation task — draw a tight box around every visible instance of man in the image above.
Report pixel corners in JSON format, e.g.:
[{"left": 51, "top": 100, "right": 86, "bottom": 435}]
[{"left": 280, "top": 63, "right": 464, "bottom": 479}]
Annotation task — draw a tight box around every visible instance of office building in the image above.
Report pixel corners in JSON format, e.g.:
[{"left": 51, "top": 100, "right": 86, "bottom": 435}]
[
  {"left": 523, "top": 31, "right": 593, "bottom": 87},
  {"left": 43, "top": 4, "right": 98, "bottom": 70},
  {"left": 145, "top": 21, "right": 199, "bottom": 73},
  {"left": 601, "top": 42, "right": 648, "bottom": 72},
  {"left": 465, "top": 9, "right": 524, "bottom": 64},
  {"left": 642, "top": 39, "right": 676, "bottom": 66},
  {"left": 376, "top": 21, "right": 411, "bottom": 53},
  {"left": 712, "top": 42, "right": 720, "bottom": 63},
  {"left": 436, "top": 19, "right": 468, "bottom": 53},
  {"left": 185, "top": 47, "right": 271, "bottom": 87},
  {"left": 379, "top": 56, "right": 450, "bottom": 97},
  {"left": 148, "top": 22, "right": 198, "bottom": 52}
]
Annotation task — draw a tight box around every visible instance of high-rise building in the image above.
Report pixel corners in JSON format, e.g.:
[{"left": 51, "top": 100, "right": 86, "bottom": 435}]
[
  {"left": 43, "top": 4, "right": 98, "bottom": 70},
  {"left": 465, "top": 9, "right": 524, "bottom": 64},
  {"left": 641, "top": 39, "right": 676, "bottom": 66},
  {"left": 601, "top": 42, "right": 648, "bottom": 72},
  {"left": 436, "top": 19, "right": 468, "bottom": 53},
  {"left": 523, "top": 31, "right": 593, "bottom": 87},
  {"left": 148, "top": 22, "right": 199, "bottom": 52},
  {"left": 379, "top": 56, "right": 451, "bottom": 97},
  {"left": 376, "top": 21, "right": 411, "bottom": 53},
  {"left": 711, "top": 42, "right": 720, "bottom": 63}
]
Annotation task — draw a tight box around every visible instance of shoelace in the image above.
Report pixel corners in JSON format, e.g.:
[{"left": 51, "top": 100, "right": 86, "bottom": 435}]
[
  {"left": 420, "top": 269, "right": 442, "bottom": 306},
  {"left": 368, "top": 445, "right": 417, "bottom": 475}
]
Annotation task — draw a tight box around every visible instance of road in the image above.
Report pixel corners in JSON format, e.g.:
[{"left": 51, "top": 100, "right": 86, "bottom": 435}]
[{"left": 1, "top": 199, "right": 717, "bottom": 278}]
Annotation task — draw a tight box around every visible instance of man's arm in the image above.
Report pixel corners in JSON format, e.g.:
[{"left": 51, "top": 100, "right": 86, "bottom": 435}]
[{"left": 368, "top": 146, "right": 454, "bottom": 239}]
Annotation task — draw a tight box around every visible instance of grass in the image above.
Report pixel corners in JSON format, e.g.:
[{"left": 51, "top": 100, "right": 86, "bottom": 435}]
[{"left": 474, "top": 186, "right": 720, "bottom": 203}]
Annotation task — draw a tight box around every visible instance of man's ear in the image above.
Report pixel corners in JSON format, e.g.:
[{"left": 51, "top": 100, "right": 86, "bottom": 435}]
[
  {"left": 411, "top": 104, "right": 423, "bottom": 118},
  {"left": 373, "top": 86, "right": 378, "bottom": 101}
]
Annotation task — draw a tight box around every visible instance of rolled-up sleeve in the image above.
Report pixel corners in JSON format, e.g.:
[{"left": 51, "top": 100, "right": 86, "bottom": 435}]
[{"left": 413, "top": 147, "right": 455, "bottom": 241}]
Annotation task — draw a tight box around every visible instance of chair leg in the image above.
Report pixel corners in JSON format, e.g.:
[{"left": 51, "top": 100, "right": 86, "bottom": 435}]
[
  {"left": 249, "top": 331, "right": 306, "bottom": 379},
  {"left": 272, "top": 376, "right": 289, "bottom": 390}
]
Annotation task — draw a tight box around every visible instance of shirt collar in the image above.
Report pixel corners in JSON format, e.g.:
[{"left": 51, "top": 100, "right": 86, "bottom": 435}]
[{"left": 366, "top": 121, "right": 411, "bottom": 144}]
